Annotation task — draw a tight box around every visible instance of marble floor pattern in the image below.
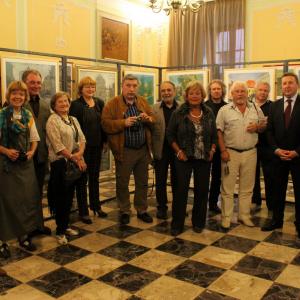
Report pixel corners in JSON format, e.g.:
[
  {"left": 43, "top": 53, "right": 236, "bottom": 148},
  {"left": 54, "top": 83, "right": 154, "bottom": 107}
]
[{"left": 1, "top": 172, "right": 300, "bottom": 299}]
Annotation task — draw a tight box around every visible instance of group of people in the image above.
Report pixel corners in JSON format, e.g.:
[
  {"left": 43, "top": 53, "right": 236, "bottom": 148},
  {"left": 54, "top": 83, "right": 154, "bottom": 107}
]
[
  {"left": 0, "top": 70, "right": 108, "bottom": 259},
  {"left": 0, "top": 70, "right": 300, "bottom": 276}
]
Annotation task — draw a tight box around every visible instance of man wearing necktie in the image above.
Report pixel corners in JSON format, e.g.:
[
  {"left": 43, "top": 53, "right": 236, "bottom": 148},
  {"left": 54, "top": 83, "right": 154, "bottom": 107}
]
[{"left": 262, "top": 73, "right": 300, "bottom": 238}]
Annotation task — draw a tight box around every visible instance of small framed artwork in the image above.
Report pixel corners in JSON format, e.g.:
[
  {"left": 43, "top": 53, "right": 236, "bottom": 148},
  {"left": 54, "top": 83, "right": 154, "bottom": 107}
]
[
  {"left": 77, "top": 66, "right": 118, "bottom": 173},
  {"left": 1, "top": 57, "right": 59, "bottom": 104},
  {"left": 97, "top": 11, "right": 130, "bottom": 62},
  {"left": 165, "top": 69, "right": 209, "bottom": 102},
  {"left": 223, "top": 68, "right": 276, "bottom": 101},
  {"left": 123, "top": 70, "right": 156, "bottom": 105}
]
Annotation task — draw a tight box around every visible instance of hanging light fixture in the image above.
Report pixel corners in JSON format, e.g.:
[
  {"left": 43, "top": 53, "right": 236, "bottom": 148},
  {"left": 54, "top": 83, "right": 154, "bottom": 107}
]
[{"left": 148, "top": 0, "right": 210, "bottom": 15}]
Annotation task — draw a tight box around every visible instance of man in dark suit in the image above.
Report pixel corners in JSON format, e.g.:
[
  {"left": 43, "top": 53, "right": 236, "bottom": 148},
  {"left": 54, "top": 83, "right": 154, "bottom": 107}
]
[
  {"left": 23, "top": 69, "right": 51, "bottom": 236},
  {"left": 251, "top": 82, "right": 273, "bottom": 213},
  {"left": 261, "top": 73, "right": 300, "bottom": 238},
  {"left": 205, "top": 79, "right": 227, "bottom": 213}
]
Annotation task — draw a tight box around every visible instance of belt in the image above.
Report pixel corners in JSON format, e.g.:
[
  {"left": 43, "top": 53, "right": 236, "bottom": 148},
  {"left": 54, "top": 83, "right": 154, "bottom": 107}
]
[{"left": 227, "top": 147, "right": 255, "bottom": 153}]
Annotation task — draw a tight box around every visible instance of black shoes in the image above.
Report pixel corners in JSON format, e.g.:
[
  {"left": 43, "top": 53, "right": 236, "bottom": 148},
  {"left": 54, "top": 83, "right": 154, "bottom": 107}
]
[
  {"left": 193, "top": 226, "right": 204, "bottom": 233},
  {"left": 170, "top": 228, "right": 183, "bottom": 236},
  {"left": 30, "top": 226, "right": 52, "bottom": 237},
  {"left": 81, "top": 216, "right": 92, "bottom": 224},
  {"left": 19, "top": 239, "right": 37, "bottom": 252},
  {"left": 0, "top": 243, "right": 10, "bottom": 259},
  {"left": 261, "top": 220, "right": 283, "bottom": 231},
  {"left": 120, "top": 213, "right": 130, "bottom": 225},
  {"left": 94, "top": 209, "right": 108, "bottom": 218},
  {"left": 137, "top": 212, "right": 153, "bottom": 223},
  {"left": 156, "top": 210, "right": 168, "bottom": 220},
  {"left": 209, "top": 205, "right": 221, "bottom": 214}
]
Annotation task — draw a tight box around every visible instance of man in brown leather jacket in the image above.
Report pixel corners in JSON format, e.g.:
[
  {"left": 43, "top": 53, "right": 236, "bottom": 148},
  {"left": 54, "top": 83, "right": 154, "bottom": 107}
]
[{"left": 102, "top": 74, "right": 154, "bottom": 225}]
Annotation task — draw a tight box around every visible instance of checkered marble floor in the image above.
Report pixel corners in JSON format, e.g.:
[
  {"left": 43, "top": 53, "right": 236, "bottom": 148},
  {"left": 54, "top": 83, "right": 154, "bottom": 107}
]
[{"left": 1, "top": 176, "right": 300, "bottom": 299}]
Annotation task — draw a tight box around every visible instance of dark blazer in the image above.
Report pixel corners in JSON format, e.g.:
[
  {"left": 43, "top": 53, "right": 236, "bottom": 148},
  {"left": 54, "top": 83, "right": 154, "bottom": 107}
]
[
  {"left": 167, "top": 102, "right": 217, "bottom": 161},
  {"left": 69, "top": 96, "right": 107, "bottom": 147},
  {"left": 25, "top": 98, "right": 51, "bottom": 163},
  {"left": 267, "top": 95, "right": 300, "bottom": 156}
]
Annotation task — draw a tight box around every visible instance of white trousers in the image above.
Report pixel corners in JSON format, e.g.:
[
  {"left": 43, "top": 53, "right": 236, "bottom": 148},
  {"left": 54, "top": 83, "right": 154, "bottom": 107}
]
[{"left": 221, "top": 148, "right": 257, "bottom": 220}]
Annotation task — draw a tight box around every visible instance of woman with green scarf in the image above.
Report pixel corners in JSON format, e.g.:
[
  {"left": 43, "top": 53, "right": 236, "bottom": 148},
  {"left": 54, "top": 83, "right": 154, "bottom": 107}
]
[{"left": 0, "top": 81, "right": 42, "bottom": 258}]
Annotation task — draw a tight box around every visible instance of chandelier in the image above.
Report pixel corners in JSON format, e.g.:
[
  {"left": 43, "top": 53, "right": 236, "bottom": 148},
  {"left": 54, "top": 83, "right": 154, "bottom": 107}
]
[{"left": 148, "top": 0, "right": 210, "bottom": 15}]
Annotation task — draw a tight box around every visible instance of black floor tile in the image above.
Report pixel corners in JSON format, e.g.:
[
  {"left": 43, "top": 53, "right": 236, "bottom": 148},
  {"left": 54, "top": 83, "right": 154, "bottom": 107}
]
[
  {"left": 99, "top": 241, "right": 150, "bottom": 262},
  {"left": 205, "top": 219, "right": 239, "bottom": 233},
  {"left": 156, "top": 238, "right": 205, "bottom": 258},
  {"left": 98, "top": 224, "right": 142, "bottom": 239},
  {"left": 28, "top": 267, "right": 91, "bottom": 298},
  {"left": 231, "top": 255, "right": 286, "bottom": 281},
  {"left": 262, "top": 283, "right": 300, "bottom": 300},
  {"left": 99, "top": 264, "right": 160, "bottom": 293},
  {"left": 38, "top": 244, "right": 91, "bottom": 265},
  {"left": 264, "top": 231, "right": 300, "bottom": 249},
  {"left": 167, "top": 259, "right": 225, "bottom": 288},
  {"left": 212, "top": 235, "right": 259, "bottom": 253},
  {"left": 291, "top": 253, "right": 300, "bottom": 266},
  {"left": 0, "top": 246, "right": 32, "bottom": 267},
  {"left": 0, "top": 274, "right": 21, "bottom": 294}
]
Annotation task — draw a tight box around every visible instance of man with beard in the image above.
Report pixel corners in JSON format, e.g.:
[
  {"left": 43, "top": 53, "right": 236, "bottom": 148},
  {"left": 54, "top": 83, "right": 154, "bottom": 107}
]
[{"left": 152, "top": 81, "right": 178, "bottom": 219}]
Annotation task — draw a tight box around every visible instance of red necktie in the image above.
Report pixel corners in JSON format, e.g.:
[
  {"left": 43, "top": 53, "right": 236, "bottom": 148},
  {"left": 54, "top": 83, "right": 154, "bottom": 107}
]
[{"left": 284, "top": 98, "right": 292, "bottom": 128}]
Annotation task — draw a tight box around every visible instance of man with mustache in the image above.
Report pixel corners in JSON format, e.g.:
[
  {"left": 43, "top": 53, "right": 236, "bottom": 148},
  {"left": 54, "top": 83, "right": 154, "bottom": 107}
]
[{"left": 102, "top": 74, "right": 154, "bottom": 225}]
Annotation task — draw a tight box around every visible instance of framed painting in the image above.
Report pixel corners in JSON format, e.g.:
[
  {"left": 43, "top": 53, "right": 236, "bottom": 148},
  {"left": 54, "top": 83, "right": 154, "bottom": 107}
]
[
  {"left": 77, "top": 67, "right": 118, "bottom": 173},
  {"left": 165, "top": 69, "right": 209, "bottom": 102},
  {"left": 1, "top": 57, "right": 58, "bottom": 104},
  {"left": 124, "top": 70, "right": 156, "bottom": 105},
  {"left": 223, "top": 68, "right": 275, "bottom": 102},
  {"left": 97, "top": 11, "right": 130, "bottom": 62}
]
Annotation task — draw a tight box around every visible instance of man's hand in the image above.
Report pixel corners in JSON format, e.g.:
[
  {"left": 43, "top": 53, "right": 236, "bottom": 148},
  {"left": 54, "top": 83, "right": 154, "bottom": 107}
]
[
  {"left": 275, "top": 149, "right": 299, "bottom": 161},
  {"left": 125, "top": 116, "right": 137, "bottom": 127},
  {"left": 221, "top": 150, "right": 230, "bottom": 162},
  {"left": 139, "top": 112, "right": 152, "bottom": 122},
  {"left": 246, "top": 122, "right": 258, "bottom": 133}
]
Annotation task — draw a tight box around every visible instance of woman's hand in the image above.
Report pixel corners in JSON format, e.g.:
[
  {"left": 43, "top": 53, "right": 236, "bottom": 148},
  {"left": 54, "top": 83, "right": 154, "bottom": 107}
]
[
  {"left": 5, "top": 148, "right": 19, "bottom": 161},
  {"left": 76, "top": 159, "right": 87, "bottom": 171},
  {"left": 26, "top": 150, "right": 35, "bottom": 160},
  {"left": 176, "top": 150, "right": 188, "bottom": 161},
  {"left": 71, "top": 152, "right": 82, "bottom": 162}
]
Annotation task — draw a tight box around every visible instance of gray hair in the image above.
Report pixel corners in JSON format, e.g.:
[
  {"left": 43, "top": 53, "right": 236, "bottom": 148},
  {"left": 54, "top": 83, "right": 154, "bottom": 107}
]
[
  {"left": 122, "top": 74, "right": 140, "bottom": 85},
  {"left": 255, "top": 81, "right": 270, "bottom": 91},
  {"left": 230, "top": 81, "right": 247, "bottom": 94}
]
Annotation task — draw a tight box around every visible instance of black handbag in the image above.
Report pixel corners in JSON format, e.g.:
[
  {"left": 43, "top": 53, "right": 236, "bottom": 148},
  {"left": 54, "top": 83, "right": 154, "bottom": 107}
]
[
  {"left": 64, "top": 116, "right": 83, "bottom": 185},
  {"left": 64, "top": 160, "right": 82, "bottom": 185}
]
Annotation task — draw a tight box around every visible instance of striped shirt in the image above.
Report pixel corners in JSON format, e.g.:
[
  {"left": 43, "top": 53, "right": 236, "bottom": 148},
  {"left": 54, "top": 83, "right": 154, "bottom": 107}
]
[{"left": 124, "top": 104, "right": 145, "bottom": 149}]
